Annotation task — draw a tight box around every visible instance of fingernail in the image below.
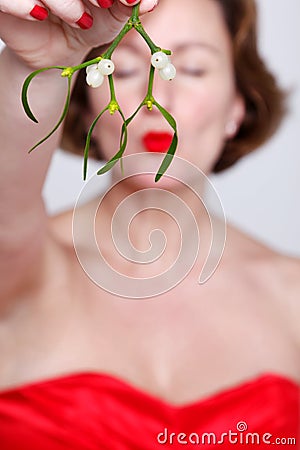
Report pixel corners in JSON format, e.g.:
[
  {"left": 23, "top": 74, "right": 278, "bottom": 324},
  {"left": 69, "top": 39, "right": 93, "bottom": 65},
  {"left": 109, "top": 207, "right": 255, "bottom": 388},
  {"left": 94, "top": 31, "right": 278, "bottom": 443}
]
[
  {"left": 76, "top": 12, "right": 93, "bottom": 29},
  {"left": 126, "top": 0, "right": 137, "bottom": 4},
  {"left": 97, "top": 0, "right": 114, "bottom": 7},
  {"left": 30, "top": 5, "right": 48, "bottom": 21}
]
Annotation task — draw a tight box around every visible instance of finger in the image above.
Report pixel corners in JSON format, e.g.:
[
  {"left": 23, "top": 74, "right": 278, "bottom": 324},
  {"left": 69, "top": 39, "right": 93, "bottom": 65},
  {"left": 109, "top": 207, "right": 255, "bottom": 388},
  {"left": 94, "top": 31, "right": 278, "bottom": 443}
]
[
  {"left": 0, "top": 1, "right": 49, "bottom": 22},
  {"left": 87, "top": 0, "right": 114, "bottom": 8},
  {"left": 139, "top": 0, "right": 158, "bottom": 14},
  {"left": 119, "top": 0, "right": 158, "bottom": 15},
  {"left": 119, "top": 0, "right": 139, "bottom": 5},
  {"left": 0, "top": 0, "right": 95, "bottom": 29},
  {"left": 86, "top": 0, "right": 158, "bottom": 33},
  {"left": 91, "top": 0, "right": 114, "bottom": 7},
  {"left": 41, "top": 0, "right": 94, "bottom": 29}
]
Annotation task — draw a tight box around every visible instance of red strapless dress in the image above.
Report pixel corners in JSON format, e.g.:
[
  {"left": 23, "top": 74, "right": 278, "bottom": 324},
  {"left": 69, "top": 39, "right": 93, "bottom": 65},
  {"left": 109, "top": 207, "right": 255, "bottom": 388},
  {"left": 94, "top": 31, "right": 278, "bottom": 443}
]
[{"left": 0, "top": 372, "right": 298, "bottom": 449}]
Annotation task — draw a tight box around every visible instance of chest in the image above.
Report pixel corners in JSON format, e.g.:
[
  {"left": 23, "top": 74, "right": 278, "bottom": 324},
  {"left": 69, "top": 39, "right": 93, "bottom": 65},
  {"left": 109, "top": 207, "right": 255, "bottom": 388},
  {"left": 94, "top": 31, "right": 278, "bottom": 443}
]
[{"left": 0, "top": 269, "right": 299, "bottom": 401}]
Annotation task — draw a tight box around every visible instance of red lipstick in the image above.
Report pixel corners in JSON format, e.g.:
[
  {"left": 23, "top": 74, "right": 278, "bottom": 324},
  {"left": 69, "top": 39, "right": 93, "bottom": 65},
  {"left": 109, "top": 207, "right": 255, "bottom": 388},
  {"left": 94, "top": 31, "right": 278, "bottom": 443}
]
[{"left": 142, "top": 131, "right": 173, "bottom": 153}]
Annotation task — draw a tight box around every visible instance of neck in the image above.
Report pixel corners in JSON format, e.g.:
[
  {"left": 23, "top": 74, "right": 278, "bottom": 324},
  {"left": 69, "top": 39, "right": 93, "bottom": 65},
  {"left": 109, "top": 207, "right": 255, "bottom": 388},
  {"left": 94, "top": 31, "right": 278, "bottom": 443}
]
[{"left": 94, "top": 172, "right": 215, "bottom": 279}]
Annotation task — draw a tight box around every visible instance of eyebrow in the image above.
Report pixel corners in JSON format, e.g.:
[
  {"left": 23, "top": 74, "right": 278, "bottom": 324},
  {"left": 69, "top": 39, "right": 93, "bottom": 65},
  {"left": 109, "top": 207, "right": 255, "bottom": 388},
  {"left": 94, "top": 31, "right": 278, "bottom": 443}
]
[
  {"left": 115, "top": 42, "right": 145, "bottom": 54},
  {"left": 116, "top": 41, "right": 221, "bottom": 57},
  {"left": 173, "top": 42, "right": 221, "bottom": 55}
]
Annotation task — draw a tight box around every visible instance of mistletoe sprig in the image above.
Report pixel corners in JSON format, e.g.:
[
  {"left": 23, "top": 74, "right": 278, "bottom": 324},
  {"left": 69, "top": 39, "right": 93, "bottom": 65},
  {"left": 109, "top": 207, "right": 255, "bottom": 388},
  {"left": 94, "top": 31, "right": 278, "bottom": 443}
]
[{"left": 22, "top": 4, "right": 178, "bottom": 182}]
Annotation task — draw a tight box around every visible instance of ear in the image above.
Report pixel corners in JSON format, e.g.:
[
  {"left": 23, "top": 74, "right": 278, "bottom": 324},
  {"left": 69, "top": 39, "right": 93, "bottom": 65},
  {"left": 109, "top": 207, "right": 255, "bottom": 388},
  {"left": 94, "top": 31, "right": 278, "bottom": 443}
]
[{"left": 225, "top": 93, "right": 245, "bottom": 139}]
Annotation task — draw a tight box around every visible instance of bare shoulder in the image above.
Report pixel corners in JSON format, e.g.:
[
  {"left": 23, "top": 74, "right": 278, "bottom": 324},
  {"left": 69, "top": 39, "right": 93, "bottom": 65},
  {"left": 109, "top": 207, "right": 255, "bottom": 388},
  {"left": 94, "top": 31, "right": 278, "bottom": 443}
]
[
  {"left": 262, "top": 251, "right": 300, "bottom": 345},
  {"left": 227, "top": 224, "right": 300, "bottom": 289},
  {"left": 226, "top": 224, "right": 300, "bottom": 339}
]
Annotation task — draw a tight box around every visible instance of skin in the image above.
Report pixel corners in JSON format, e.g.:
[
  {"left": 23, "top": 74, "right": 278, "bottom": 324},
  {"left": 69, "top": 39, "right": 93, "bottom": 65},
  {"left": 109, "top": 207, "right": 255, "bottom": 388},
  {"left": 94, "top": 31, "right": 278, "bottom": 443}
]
[
  {"left": 0, "top": 0, "right": 299, "bottom": 405},
  {"left": 88, "top": 0, "right": 245, "bottom": 175}
]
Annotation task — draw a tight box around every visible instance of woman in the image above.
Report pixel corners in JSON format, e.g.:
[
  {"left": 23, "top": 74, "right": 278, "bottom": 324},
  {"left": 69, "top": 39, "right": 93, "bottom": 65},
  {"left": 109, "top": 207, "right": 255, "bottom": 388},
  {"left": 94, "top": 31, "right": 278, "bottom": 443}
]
[{"left": 0, "top": 0, "right": 299, "bottom": 448}]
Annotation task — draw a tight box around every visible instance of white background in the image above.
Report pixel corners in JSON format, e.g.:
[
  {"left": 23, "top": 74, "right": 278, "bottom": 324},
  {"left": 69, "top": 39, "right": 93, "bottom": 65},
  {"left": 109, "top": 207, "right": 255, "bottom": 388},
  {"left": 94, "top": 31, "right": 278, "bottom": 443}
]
[{"left": 1, "top": 0, "right": 299, "bottom": 256}]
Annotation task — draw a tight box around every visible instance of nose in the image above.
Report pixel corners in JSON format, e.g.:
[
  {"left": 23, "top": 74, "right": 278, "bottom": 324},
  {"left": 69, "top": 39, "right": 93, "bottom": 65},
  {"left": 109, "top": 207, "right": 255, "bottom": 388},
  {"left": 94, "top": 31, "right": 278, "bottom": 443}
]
[{"left": 151, "top": 72, "right": 174, "bottom": 112}]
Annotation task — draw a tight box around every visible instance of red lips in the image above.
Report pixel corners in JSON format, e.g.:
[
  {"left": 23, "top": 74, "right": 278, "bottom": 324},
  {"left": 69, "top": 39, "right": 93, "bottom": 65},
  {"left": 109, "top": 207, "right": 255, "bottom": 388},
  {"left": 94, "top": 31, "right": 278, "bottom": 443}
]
[{"left": 142, "top": 131, "right": 173, "bottom": 153}]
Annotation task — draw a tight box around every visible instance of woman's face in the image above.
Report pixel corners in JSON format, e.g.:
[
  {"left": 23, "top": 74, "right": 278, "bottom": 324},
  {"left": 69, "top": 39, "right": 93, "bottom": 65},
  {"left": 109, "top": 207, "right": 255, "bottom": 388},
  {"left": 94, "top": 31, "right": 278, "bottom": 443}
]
[{"left": 86, "top": 0, "right": 245, "bottom": 177}]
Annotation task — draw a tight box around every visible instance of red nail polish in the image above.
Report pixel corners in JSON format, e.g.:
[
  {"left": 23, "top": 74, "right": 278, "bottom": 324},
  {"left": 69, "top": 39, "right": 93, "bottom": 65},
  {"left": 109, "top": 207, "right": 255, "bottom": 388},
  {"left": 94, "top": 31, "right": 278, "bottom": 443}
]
[
  {"left": 97, "top": 0, "right": 114, "bottom": 8},
  {"left": 76, "top": 12, "right": 93, "bottom": 30},
  {"left": 126, "top": 0, "right": 137, "bottom": 4},
  {"left": 30, "top": 5, "right": 48, "bottom": 21}
]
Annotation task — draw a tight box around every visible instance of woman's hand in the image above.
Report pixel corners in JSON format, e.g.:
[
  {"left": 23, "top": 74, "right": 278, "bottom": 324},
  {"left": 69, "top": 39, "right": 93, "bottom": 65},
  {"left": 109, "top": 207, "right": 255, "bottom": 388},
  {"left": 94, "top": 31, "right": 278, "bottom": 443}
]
[{"left": 0, "top": 0, "right": 158, "bottom": 69}]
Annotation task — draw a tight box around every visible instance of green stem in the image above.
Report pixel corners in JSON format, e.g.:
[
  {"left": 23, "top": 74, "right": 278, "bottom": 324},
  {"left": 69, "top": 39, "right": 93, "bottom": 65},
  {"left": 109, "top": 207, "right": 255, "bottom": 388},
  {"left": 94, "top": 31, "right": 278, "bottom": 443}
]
[
  {"left": 70, "top": 8, "right": 138, "bottom": 73},
  {"left": 109, "top": 75, "right": 117, "bottom": 102},
  {"left": 22, "top": 0, "right": 177, "bottom": 181},
  {"left": 72, "top": 57, "right": 102, "bottom": 72},
  {"left": 62, "top": 4, "right": 169, "bottom": 76},
  {"left": 103, "top": 3, "right": 140, "bottom": 58},
  {"left": 104, "top": 22, "right": 132, "bottom": 59},
  {"left": 108, "top": 76, "right": 119, "bottom": 114},
  {"left": 147, "top": 65, "right": 155, "bottom": 97},
  {"left": 134, "top": 23, "right": 160, "bottom": 53},
  {"left": 131, "top": 4, "right": 140, "bottom": 22}
]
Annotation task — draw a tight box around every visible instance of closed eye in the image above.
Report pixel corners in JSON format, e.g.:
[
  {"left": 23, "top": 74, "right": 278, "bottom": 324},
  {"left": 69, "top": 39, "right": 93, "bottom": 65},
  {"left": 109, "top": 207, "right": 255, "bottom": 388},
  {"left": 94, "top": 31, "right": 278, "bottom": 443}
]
[
  {"left": 113, "top": 69, "right": 141, "bottom": 79},
  {"left": 177, "top": 67, "right": 206, "bottom": 77}
]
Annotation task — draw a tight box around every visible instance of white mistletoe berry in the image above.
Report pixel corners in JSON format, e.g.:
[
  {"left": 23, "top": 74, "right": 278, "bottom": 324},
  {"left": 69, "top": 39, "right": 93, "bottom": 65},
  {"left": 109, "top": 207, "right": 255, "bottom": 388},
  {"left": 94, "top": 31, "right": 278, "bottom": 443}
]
[
  {"left": 97, "top": 59, "right": 115, "bottom": 76},
  {"left": 86, "top": 64, "right": 98, "bottom": 75},
  {"left": 151, "top": 51, "right": 169, "bottom": 69},
  {"left": 86, "top": 69, "right": 104, "bottom": 88},
  {"left": 159, "top": 63, "right": 176, "bottom": 81}
]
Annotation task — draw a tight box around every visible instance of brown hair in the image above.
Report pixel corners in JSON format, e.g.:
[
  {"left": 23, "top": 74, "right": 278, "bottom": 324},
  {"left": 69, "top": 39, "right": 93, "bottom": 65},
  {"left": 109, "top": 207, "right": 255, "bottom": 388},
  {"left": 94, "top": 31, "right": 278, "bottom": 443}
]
[{"left": 61, "top": 0, "right": 286, "bottom": 172}]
